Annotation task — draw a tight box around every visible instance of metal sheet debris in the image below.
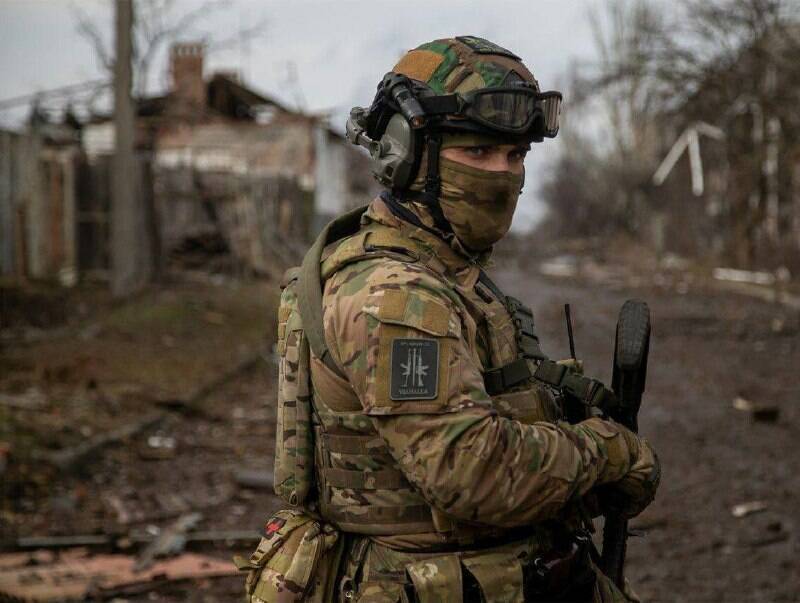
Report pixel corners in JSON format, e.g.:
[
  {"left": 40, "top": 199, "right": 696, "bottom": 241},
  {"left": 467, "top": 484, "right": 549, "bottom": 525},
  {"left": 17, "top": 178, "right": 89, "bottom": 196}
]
[
  {"left": 731, "top": 501, "right": 768, "bottom": 518},
  {"left": 732, "top": 397, "right": 780, "bottom": 423},
  {"left": 0, "top": 550, "right": 236, "bottom": 602}
]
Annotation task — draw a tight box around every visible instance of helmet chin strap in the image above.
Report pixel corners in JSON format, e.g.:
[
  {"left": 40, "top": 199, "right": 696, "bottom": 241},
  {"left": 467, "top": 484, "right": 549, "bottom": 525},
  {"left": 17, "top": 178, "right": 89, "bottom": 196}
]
[{"left": 415, "top": 132, "right": 454, "bottom": 236}]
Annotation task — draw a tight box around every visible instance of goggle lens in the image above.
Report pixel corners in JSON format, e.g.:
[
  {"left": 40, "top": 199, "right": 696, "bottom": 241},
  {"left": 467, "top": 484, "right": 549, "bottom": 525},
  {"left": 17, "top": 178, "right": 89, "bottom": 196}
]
[
  {"left": 472, "top": 90, "right": 537, "bottom": 130},
  {"left": 467, "top": 89, "right": 562, "bottom": 137}
]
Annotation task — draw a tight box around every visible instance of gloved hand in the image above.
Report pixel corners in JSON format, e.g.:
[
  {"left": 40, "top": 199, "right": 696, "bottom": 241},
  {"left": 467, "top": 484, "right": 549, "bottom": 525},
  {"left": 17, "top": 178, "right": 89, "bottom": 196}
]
[
  {"left": 556, "top": 358, "right": 584, "bottom": 375},
  {"left": 579, "top": 417, "right": 660, "bottom": 518}
]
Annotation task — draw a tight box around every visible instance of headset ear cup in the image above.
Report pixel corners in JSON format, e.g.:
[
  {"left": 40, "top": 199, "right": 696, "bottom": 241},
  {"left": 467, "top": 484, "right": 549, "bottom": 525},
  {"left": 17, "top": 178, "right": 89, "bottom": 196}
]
[
  {"left": 371, "top": 114, "right": 418, "bottom": 189},
  {"left": 406, "top": 128, "right": 424, "bottom": 190}
]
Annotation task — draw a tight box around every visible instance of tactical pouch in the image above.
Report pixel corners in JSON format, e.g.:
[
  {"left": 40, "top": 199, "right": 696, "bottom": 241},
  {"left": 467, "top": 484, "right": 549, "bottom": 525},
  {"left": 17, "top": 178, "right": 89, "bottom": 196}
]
[
  {"left": 404, "top": 552, "right": 525, "bottom": 603},
  {"left": 274, "top": 270, "right": 316, "bottom": 506},
  {"left": 235, "top": 509, "right": 343, "bottom": 603}
]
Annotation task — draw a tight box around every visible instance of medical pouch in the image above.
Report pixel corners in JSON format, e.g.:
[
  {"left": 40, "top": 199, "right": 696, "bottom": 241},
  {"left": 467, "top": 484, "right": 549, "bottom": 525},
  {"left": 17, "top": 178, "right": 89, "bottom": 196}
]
[{"left": 235, "top": 509, "right": 343, "bottom": 603}]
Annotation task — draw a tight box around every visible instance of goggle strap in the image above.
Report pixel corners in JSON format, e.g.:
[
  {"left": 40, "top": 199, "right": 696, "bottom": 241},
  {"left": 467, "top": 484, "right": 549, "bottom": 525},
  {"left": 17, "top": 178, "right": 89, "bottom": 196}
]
[{"left": 418, "top": 95, "right": 460, "bottom": 116}]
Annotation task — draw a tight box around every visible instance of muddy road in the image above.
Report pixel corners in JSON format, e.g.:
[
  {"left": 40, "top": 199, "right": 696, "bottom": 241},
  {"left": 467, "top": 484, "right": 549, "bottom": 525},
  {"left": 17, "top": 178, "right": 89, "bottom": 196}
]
[
  {"left": 496, "top": 266, "right": 800, "bottom": 602},
  {"left": 2, "top": 266, "right": 798, "bottom": 601}
]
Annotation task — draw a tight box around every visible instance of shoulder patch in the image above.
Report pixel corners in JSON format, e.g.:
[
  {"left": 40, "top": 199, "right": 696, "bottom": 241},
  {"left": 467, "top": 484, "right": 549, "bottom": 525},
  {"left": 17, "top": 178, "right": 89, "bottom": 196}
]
[
  {"left": 390, "top": 338, "right": 439, "bottom": 400},
  {"left": 455, "top": 35, "right": 520, "bottom": 59}
]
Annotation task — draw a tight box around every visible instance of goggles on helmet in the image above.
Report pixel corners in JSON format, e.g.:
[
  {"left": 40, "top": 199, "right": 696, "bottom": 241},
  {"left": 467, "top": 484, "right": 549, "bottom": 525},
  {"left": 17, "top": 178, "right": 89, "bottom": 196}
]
[
  {"left": 451, "top": 87, "right": 562, "bottom": 137},
  {"left": 358, "top": 73, "right": 562, "bottom": 145}
]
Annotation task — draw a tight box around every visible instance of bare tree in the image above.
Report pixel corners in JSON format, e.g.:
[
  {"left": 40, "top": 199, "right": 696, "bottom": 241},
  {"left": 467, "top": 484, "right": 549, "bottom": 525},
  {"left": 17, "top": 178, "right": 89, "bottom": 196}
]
[
  {"left": 584, "top": 0, "right": 667, "bottom": 160},
  {"left": 540, "top": 0, "right": 800, "bottom": 268},
  {"left": 539, "top": 1, "right": 667, "bottom": 243},
  {"left": 73, "top": 0, "right": 268, "bottom": 98},
  {"left": 654, "top": 0, "right": 800, "bottom": 266}
]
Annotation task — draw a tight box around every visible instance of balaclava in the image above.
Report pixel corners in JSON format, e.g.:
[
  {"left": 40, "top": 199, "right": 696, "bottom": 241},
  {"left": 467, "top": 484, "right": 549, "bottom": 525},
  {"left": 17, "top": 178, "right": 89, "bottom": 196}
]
[
  {"left": 407, "top": 132, "right": 523, "bottom": 252},
  {"left": 391, "top": 36, "right": 541, "bottom": 252}
]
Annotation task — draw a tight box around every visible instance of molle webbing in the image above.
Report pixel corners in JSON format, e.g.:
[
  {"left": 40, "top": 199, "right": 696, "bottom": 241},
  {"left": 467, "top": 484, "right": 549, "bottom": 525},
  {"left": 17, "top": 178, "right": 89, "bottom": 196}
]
[
  {"left": 316, "top": 428, "right": 438, "bottom": 535},
  {"left": 324, "top": 468, "right": 409, "bottom": 490},
  {"left": 322, "top": 504, "right": 434, "bottom": 532}
]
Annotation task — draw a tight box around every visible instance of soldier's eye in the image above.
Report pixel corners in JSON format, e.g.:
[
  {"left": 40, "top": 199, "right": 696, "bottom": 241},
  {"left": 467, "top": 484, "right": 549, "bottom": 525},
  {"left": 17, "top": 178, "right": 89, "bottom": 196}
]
[{"left": 465, "top": 146, "right": 488, "bottom": 158}]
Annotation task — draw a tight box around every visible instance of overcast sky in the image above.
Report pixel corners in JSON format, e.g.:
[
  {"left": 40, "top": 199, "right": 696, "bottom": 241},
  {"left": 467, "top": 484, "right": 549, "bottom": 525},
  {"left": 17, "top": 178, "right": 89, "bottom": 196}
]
[{"left": 0, "top": 0, "right": 612, "bottom": 229}]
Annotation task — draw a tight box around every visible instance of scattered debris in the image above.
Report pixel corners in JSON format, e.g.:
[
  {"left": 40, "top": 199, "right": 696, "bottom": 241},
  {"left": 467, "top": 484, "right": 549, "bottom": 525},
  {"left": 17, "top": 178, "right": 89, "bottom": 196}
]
[
  {"left": 104, "top": 494, "right": 133, "bottom": 525},
  {"left": 0, "top": 389, "right": 47, "bottom": 411},
  {"left": 0, "top": 549, "right": 236, "bottom": 602},
  {"left": 33, "top": 412, "right": 166, "bottom": 471},
  {"left": 732, "top": 397, "right": 780, "bottom": 423},
  {"left": 139, "top": 434, "right": 178, "bottom": 460},
  {"left": 9, "top": 530, "right": 260, "bottom": 552},
  {"left": 181, "top": 530, "right": 260, "bottom": 544},
  {"left": 731, "top": 501, "right": 768, "bottom": 518},
  {"left": 749, "top": 531, "right": 790, "bottom": 547},
  {"left": 78, "top": 322, "right": 103, "bottom": 341},
  {"left": 185, "top": 353, "right": 263, "bottom": 407},
  {"left": 134, "top": 512, "right": 203, "bottom": 571},
  {"left": 539, "top": 255, "right": 578, "bottom": 278},
  {"left": 14, "top": 534, "right": 112, "bottom": 549},
  {"left": 747, "top": 520, "right": 790, "bottom": 547},
  {"left": 712, "top": 273, "right": 800, "bottom": 310},
  {"left": 203, "top": 310, "right": 227, "bottom": 325},
  {"left": 234, "top": 468, "right": 274, "bottom": 490},
  {"left": 154, "top": 491, "right": 192, "bottom": 516},
  {"left": 713, "top": 268, "right": 776, "bottom": 286},
  {"left": 659, "top": 254, "right": 691, "bottom": 271},
  {"left": 0, "top": 550, "right": 55, "bottom": 570},
  {"left": 0, "top": 442, "right": 9, "bottom": 476}
]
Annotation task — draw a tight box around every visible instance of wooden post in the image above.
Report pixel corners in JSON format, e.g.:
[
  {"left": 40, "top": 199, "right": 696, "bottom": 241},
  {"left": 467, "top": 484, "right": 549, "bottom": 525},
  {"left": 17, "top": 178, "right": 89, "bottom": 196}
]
[{"left": 112, "top": 0, "right": 151, "bottom": 296}]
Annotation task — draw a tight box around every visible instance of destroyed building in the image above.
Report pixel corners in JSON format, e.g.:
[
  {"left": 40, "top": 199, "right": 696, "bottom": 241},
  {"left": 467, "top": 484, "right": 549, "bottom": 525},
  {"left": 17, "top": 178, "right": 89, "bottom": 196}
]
[{"left": 0, "top": 42, "right": 376, "bottom": 283}]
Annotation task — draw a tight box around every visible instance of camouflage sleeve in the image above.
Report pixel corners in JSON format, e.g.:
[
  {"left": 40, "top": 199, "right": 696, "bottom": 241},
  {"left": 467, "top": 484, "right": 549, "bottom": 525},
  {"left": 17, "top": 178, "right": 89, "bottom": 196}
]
[{"left": 323, "top": 258, "right": 658, "bottom": 527}]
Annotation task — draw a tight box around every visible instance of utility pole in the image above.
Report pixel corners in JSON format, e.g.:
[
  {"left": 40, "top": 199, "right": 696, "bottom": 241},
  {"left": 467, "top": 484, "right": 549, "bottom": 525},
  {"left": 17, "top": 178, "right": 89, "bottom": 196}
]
[{"left": 112, "top": 0, "right": 150, "bottom": 296}]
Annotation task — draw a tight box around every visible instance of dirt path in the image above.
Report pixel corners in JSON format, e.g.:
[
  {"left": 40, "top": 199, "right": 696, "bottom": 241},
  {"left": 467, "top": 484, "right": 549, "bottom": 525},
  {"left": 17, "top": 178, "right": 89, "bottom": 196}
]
[
  {"left": 2, "top": 267, "right": 798, "bottom": 601},
  {"left": 496, "top": 266, "right": 800, "bottom": 602}
]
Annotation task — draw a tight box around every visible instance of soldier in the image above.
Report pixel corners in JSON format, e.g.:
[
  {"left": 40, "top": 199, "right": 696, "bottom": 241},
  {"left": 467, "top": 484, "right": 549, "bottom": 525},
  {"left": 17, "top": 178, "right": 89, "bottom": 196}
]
[{"left": 265, "top": 36, "right": 660, "bottom": 603}]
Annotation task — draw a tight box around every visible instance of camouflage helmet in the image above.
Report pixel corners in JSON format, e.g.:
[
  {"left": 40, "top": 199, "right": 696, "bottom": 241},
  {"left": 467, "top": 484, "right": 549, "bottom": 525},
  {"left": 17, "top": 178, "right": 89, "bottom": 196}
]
[
  {"left": 345, "top": 35, "right": 561, "bottom": 227},
  {"left": 387, "top": 35, "right": 562, "bottom": 142}
]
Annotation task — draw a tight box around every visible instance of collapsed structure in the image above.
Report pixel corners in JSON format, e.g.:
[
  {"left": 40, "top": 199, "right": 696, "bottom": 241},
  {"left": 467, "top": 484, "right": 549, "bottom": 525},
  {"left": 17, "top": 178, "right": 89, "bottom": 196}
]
[{"left": 0, "top": 43, "right": 375, "bottom": 283}]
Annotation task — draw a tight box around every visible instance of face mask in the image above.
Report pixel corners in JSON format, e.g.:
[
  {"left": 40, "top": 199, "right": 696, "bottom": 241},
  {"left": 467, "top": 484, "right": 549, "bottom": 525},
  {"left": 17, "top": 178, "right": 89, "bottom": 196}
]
[{"left": 437, "top": 157, "right": 523, "bottom": 251}]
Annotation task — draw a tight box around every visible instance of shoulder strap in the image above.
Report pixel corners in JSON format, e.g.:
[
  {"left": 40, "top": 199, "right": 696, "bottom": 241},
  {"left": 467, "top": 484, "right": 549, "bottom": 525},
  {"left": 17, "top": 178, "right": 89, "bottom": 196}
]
[{"left": 298, "top": 205, "right": 369, "bottom": 375}]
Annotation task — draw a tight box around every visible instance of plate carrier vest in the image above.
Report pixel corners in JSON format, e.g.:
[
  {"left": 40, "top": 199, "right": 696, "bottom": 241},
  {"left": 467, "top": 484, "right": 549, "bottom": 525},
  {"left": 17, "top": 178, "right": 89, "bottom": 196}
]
[{"left": 273, "top": 206, "right": 613, "bottom": 547}]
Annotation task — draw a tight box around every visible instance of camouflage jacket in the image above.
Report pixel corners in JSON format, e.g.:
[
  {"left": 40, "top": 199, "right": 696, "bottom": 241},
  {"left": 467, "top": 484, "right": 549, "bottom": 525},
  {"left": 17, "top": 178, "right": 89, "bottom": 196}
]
[{"left": 310, "top": 197, "right": 656, "bottom": 601}]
